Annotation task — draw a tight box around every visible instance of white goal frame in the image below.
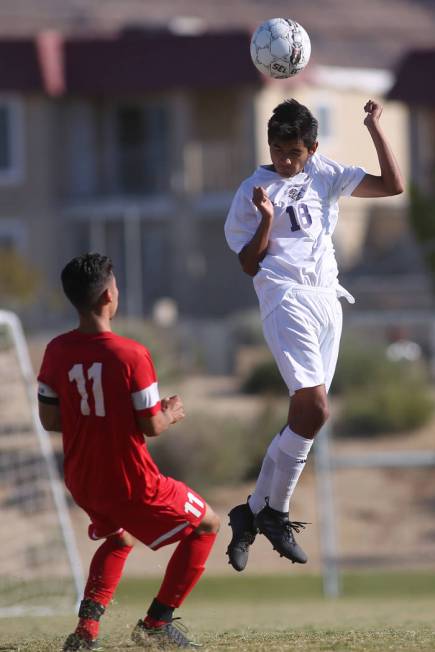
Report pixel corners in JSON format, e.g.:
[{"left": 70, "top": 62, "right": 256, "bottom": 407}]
[
  {"left": 0, "top": 309, "right": 84, "bottom": 615},
  {"left": 314, "top": 424, "right": 435, "bottom": 597}
]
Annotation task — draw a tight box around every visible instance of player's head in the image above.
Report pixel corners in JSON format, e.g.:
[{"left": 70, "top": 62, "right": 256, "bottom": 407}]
[
  {"left": 61, "top": 253, "right": 118, "bottom": 318},
  {"left": 267, "top": 99, "right": 318, "bottom": 177},
  {"left": 268, "top": 99, "right": 318, "bottom": 147}
]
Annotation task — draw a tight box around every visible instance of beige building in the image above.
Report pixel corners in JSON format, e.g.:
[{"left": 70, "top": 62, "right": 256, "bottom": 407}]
[{"left": 0, "top": 27, "right": 416, "bottom": 323}]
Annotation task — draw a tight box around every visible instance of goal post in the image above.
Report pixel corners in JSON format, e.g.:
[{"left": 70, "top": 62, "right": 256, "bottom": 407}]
[
  {"left": 314, "top": 424, "right": 435, "bottom": 598},
  {"left": 0, "top": 309, "right": 84, "bottom": 616}
]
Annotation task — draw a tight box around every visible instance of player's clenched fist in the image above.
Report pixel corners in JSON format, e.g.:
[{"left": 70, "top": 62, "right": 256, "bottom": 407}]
[
  {"left": 252, "top": 186, "right": 274, "bottom": 220},
  {"left": 363, "top": 99, "right": 383, "bottom": 128},
  {"left": 162, "top": 394, "right": 185, "bottom": 424}
]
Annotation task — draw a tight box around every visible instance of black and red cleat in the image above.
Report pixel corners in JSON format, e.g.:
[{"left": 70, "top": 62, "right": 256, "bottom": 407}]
[
  {"left": 131, "top": 617, "right": 199, "bottom": 648},
  {"left": 63, "top": 632, "right": 101, "bottom": 651}
]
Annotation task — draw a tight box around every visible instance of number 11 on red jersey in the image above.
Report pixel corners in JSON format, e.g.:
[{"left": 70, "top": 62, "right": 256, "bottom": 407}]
[{"left": 68, "top": 362, "right": 106, "bottom": 417}]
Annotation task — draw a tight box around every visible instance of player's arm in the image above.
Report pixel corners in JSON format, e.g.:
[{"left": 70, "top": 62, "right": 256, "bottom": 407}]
[
  {"left": 352, "top": 100, "right": 404, "bottom": 198},
  {"left": 131, "top": 350, "right": 185, "bottom": 437},
  {"left": 38, "top": 402, "right": 62, "bottom": 432},
  {"left": 239, "top": 186, "right": 274, "bottom": 276},
  {"left": 37, "top": 379, "right": 62, "bottom": 432},
  {"left": 135, "top": 394, "right": 185, "bottom": 437}
]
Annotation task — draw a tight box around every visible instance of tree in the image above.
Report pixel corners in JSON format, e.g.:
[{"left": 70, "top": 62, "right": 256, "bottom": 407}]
[{"left": 0, "top": 250, "right": 40, "bottom": 306}]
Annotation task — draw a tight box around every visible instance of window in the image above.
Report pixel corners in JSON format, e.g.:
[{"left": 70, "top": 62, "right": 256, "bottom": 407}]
[
  {"left": 114, "top": 104, "right": 168, "bottom": 195},
  {"left": 0, "top": 96, "right": 25, "bottom": 185},
  {"left": 317, "top": 104, "right": 332, "bottom": 140}
]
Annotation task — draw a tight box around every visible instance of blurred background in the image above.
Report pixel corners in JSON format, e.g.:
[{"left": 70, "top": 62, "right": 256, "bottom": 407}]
[{"left": 1, "top": 0, "right": 435, "bottom": 613}]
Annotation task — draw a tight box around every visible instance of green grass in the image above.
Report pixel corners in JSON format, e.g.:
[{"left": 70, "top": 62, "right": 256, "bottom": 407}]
[
  {"left": 116, "top": 570, "right": 435, "bottom": 602},
  {"left": 1, "top": 572, "right": 435, "bottom": 651}
]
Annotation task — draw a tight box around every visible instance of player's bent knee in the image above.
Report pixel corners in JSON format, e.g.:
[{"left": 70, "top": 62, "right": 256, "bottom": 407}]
[
  {"left": 303, "top": 400, "right": 329, "bottom": 433},
  {"left": 314, "top": 400, "right": 330, "bottom": 427},
  {"left": 289, "top": 389, "right": 330, "bottom": 436},
  {"left": 196, "top": 506, "right": 220, "bottom": 534},
  {"left": 116, "top": 531, "right": 136, "bottom": 548}
]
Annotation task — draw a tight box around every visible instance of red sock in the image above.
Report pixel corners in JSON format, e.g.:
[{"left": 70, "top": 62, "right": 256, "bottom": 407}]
[
  {"left": 155, "top": 531, "right": 217, "bottom": 609},
  {"left": 143, "top": 616, "right": 171, "bottom": 630},
  {"left": 77, "top": 537, "right": 132, "bottom": 639},
  {"left": 76, "top": 619, "right": 100, "bottom": 642}
]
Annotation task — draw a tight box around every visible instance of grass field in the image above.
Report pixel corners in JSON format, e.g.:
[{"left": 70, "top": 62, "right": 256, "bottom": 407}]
[{"left": 1, "top": 572, "right": 435, "bottom": 651}]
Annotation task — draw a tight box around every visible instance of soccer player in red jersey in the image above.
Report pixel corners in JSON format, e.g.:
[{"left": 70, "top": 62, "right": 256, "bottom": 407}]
[{"left": 37, "top": 253, "right": 220, "bottom": 650}]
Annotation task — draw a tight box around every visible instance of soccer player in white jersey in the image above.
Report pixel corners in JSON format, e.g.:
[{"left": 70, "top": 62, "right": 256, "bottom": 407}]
[{"left": 224, "top": 98, "right": 403, "bottom": 571}]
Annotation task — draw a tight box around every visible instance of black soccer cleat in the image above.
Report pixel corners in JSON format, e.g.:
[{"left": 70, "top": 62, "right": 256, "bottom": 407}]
[
  {"left": 131, "top": 618, "right": 200, "bottom": 648},
  {"left": 226, "top": 501, "right": 257, "bottom": 572},
  {"left": 254, "top": 503, "right": 308, "bottom": 564},
  {"left": 63, "top": 633, "right": 102, "bottom": 651}
]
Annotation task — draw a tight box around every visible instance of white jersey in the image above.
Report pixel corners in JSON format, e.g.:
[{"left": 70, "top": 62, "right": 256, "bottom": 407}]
[{"left": 224, "top": 152, "right": 366, "bottom": 319}]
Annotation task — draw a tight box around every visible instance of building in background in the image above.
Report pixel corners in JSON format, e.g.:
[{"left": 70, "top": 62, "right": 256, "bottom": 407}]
[
  {"left": 0, "top": 0, "right": 434, "bottom": 324},
  {"left": 0, "top": 30, "right": 409, "bottom": 322},
  {"left": 388, "top": 49, "right": 435, "bottom": 199}
]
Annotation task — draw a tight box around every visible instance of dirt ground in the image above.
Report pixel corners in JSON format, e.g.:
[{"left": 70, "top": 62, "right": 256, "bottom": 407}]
[
  {"left": 2, "top": 341, "right": 435, "bottom": 582},
  {"left": 64, "top": 374, "right": 435, "bottom": 578}
]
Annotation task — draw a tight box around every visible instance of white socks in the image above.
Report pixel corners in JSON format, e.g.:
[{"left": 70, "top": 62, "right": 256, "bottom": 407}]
[
  {"left": 249, "top": 426, "right": 314, "bottom": 515},
  {"left": 268, "top": 426, "right": 313, "bottom": 513},
  {"left": 248, "top": 432, "right": 281, "bottom": 515}
]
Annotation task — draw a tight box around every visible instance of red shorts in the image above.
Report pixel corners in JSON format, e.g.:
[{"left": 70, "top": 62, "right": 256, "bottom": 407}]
[{"left": 83, "top": 476, "right": 207, "bottom": 550}]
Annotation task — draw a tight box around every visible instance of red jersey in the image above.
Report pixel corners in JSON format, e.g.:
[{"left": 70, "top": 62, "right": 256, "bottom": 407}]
[{"left": 37, "top": 330, "right": 163, "bottom": 512}]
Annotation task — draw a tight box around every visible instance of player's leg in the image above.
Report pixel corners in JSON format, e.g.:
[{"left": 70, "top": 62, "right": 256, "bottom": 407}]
[
  {"left": 247, "top": 389, "right": 325, "bottom": 520},
  {"left": 254, "top": 385, "right": 326, "bottom": 562},
  {"left": 128, "top": 482, "right": 219, "bottom": 648},
  {"left": 145, "top": 505, "right": 219, "bottom": 622},
  {"left": 255, "top": 293, "right": 342, "bottom": 562},
  {"left": 226, "top": 430, "right": 282, "bottom": 571},
  {"left": 268, "top": 383, "right": 327, "bottom": 513},
  {"left": 64, "top": 520, "right": 134, "bottom": 651},
  {"left": 266, "top": 297, "right": 341, "bottom": 514},
  {"left": 227, "top": 295, "right": 321, "bottom": 569}
]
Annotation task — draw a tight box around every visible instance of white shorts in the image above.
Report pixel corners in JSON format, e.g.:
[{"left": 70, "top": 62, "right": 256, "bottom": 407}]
[{"left": 262, "top": 287, "right": 343, "bottom": 396}]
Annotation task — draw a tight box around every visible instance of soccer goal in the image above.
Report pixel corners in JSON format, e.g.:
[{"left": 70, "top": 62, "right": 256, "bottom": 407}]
[
  {"left": 314, "top": 424, "right": 435, "bottom": 597},
  {"left": 0, "top": 310, "right": 84, "bottom": 616}
]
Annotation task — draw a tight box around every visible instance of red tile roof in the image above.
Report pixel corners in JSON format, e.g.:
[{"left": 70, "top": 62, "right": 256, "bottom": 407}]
[
  {"left": 1, "top": 0, "right": 435, "bottom": 70},
  {"left": 0, "top": 30, "right": 263, "bottom": 95},
  {"left": 0, "top": 40, "right": 44, "bottom": 91},
  {"left": 64, "top": 30, "right": 261, "bottom": 95}
]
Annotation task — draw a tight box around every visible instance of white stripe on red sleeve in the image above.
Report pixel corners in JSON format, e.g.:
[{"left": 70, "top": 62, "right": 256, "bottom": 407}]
[
  {"left": 38, "top": 382, "right": 58, "bottom": 398},
  {"left": 131, "top": 382, "right": 160, "bottom": 411}
]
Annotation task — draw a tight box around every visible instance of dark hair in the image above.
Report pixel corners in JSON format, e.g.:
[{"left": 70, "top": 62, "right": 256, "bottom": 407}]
[
  {"left": 61, "top": 253, "right": 113, "bottom": 311},
  {"left": 267, "top": 99, "right": 318, "bottom": 149}
]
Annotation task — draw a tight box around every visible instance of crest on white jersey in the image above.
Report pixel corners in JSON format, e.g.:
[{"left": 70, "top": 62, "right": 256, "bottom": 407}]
[{"left": 286, "top": 183, "right": 309, "bottom": 202}]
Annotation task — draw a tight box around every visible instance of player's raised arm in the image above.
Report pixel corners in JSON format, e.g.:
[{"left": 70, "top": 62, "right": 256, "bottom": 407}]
[
  {"left": 239, "top": 186, "right": 274, "bottom": 276},
  {"left": 352, "top": 100, "right": 404, "bottom": 198},
  {"left": 135, "top": 394, "right": 185, "bottom": 437}
]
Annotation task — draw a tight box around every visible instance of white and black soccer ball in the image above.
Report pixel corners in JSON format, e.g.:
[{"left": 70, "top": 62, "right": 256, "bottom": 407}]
[{"left": 250, "top": 18, "right": 311, "bottom": 79}]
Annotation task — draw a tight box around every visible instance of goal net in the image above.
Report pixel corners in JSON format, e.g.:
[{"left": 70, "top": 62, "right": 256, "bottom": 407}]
[{"left": 0, "top": 310, "right": 84, "bottom": 616}]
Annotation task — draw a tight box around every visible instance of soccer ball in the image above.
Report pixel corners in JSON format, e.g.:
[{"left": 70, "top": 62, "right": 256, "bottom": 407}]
[{"left": 250, "top": 18, "right": 311, "bottom": 79}]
